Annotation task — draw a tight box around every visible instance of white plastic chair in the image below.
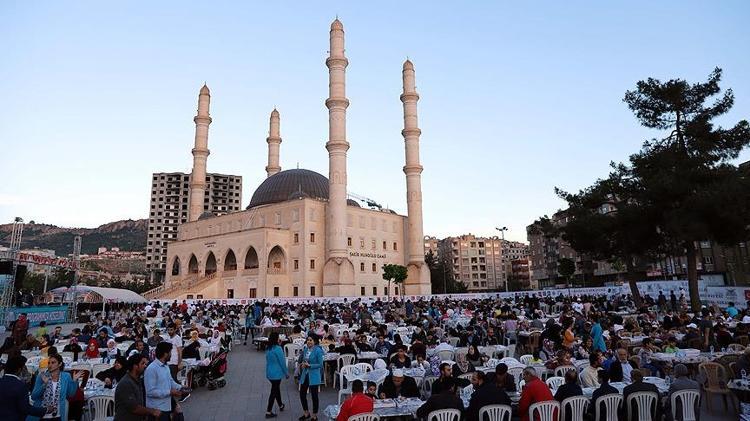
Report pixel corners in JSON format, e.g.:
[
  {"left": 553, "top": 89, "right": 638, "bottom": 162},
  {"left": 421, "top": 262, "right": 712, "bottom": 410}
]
[
  {"left": 529, "top": 400, "right": 560, "bottom": 421},
  {"left": 671, "top": 389, "right": 700, "bottom": 421},
  {"left": 427, "top": 408, "right": 461, "bottom": 421},
  {"left": 437, "top": 350, "right": 455, "bottom": 361},
  {"left": 554, "top": 365, "right": 576, "bottom": 377},
  {"left": 348, "top": 413, "right": 380, "bottom": 421},
  {"left": 561, "top": 395, "right": 589, "bottom": 421},
  {"left": 87, "top": 395, "right": 114, "bottom": 421},
  {"left": 627, "top": 391, "right": 658, "bottom": 421},
  {"left": 334, "top": 354, "right": 356, "bottom": 388},
  {"left": 422, "top": 375, "right": 438, "bottom": 398},
  {"left": 519, "top": 354, "right": 534, "bottom": 365},
  {"left": 353, "top": 362, "right": 372, "bottom": 373},
  {"left": 594, "top": 393, "right": 623, "bottom": 421},
  {"left": 447, "top": 337, "right": 460, "bottom": 347},
  {"left": 478, "top": 404, "right": 511, "bottom": 421},
  {"left": 337, "top": 365, "right": 358, "bottom": 404},
  {"left": 507, "top": 366, "right": 524, "bottom": 390},
  {"left": 545, "top": 376, "right": 565, "bottom": 390}
]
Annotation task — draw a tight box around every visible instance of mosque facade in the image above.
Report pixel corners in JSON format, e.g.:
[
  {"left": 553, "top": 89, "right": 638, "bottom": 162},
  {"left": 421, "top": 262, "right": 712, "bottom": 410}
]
[{"left": 146, "top": 19, "right": 430, "bottom": 300}]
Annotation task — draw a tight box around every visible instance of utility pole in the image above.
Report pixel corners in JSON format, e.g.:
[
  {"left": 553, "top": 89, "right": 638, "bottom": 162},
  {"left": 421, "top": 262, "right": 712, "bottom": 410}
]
[
  {"left": 70, "top": 236, "right": 81, "bottom": 322},
  {"left": 495, "top": 227, "right": 509, "bottom": 292}
]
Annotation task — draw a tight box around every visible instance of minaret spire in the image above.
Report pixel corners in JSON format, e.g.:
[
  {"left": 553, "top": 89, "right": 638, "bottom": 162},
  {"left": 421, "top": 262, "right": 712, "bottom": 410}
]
[
  {"left": 266, "top": 108, "right": 282, "bottom": 177},
  {"left": 401, "top": 59, "right": 431, "bottom": 294},
  {"left": 189, "top": 84, "right": 212, "bottom": 221},
  {"left": 323, "top": 17, "right": 355, "bottom": 296}
]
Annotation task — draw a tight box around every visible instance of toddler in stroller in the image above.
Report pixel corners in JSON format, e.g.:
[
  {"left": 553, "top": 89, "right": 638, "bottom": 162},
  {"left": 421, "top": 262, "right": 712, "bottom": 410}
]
[{"left": 192, "top": 349, "right": 228, "bottom": 390}]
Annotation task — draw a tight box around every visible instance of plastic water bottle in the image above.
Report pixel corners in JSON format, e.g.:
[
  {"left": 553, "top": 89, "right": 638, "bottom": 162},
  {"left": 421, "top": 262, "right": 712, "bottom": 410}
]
[
  {"left": 742, "top": 369, "right": 747, "bottom": 381},
  {"left": 710, "top": 345, "right": 714, "bottom": 355},
  {"left": 665, "top": 375, "right": 671, "bottom": 388}
]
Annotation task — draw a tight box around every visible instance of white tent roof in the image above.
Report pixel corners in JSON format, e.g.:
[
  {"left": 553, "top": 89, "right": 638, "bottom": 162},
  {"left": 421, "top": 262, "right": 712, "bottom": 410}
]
[{"left": 50, "top": 286, "right": 147, "bottom": 303}]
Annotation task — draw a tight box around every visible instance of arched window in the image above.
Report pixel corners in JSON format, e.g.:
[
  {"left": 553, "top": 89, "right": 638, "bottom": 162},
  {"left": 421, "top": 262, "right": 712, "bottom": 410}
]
[
  {"left": 171, "top": 257, "right": 181, "bottom": 276},
  {"left": 244, "top": 247, "right": 259, "bottom": 269},
  {"left": 267, "top": 246, "right": 286, "bottom": 272},
  {"left": 224, "top": 249, "right": 237, "bottom": 271},
  {"left": 205, "top": 252, "right": 217, "bottom": 276},
  {"left": 188, "top": 255, "right": 199, "bottom": 274}
]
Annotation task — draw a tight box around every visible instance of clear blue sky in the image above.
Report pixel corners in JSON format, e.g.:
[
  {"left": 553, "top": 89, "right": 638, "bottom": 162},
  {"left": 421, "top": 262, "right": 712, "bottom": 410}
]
[{"left": 2, "top": 1, "right": 749, "bottom": 243}]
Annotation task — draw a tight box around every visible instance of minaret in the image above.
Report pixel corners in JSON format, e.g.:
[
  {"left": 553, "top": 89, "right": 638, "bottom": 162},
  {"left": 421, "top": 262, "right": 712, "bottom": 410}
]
[
  {"left": 401, "top": 60, "right": 431, "bottom": 294},
  {"left": 189, "top": 84, "right": 212, "bottom": 222},
  {"left": 265, "top": 108, "right": 282, "bottom": 177},
  {"left": 323, "top": 18, "right": 355, "bottom": 295}
]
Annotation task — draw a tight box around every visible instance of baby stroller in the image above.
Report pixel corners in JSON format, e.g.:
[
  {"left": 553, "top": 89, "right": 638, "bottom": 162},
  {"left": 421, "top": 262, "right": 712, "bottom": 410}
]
[{"left": 193, "top": 349, "right": 228, "bottom": 390}]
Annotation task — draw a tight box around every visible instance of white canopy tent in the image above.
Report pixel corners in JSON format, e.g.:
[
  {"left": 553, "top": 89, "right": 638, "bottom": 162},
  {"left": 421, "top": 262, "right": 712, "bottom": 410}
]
[{"left": 46, "top": 285, "right": 147, "bottom": 312}]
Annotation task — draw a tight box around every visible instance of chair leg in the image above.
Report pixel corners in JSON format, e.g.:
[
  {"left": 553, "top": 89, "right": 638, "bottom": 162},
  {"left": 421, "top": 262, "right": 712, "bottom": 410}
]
[{"left": 705, "top": 391, "right": 711, "bottom": 411}]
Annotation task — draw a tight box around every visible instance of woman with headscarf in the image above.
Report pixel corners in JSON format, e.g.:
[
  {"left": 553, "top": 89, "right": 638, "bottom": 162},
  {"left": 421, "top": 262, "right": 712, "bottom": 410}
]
[{"left": 84, "top": 339, "right": 100, "bottom": 360}]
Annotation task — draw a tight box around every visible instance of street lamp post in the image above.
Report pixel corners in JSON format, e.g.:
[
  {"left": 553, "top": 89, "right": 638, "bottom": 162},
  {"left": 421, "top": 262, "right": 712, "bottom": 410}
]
[{"left": 495, "top": 227, "right": 508, "bottom": 292}]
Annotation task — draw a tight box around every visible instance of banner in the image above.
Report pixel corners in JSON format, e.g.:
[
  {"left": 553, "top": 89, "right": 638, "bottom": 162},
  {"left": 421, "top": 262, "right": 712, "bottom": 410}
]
[
  {"left": 154, "top": 279, "right": 748, "bottom": 309},
  {"left": 5, "top": 305, "right": 69, "bottom": 327}
]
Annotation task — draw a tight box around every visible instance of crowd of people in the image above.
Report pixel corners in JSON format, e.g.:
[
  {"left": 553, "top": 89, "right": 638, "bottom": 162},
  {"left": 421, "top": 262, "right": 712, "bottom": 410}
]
[
  {"left": 1, "top": 300, "right": 242, "bottom": 421},
  {"left": 0, "top": 290, "right": 747, "bottom": 420}
]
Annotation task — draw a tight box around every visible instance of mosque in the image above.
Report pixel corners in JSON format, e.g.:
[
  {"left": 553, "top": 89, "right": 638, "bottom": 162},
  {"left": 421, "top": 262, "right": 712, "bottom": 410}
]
[{"left": 147, "top": 19, "right": 431, "bottom": 300}]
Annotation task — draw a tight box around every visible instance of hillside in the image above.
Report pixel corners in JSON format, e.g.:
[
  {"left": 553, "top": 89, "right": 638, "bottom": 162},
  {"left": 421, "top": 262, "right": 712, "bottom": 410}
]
[{"left": 0, "top": 219, "right": 147, "bottom": 255}]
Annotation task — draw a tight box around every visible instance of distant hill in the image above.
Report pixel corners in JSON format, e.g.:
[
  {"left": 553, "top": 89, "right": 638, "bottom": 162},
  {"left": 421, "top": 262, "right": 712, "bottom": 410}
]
[{"left": 0, "top": 219, "right": 147, "bottom": 256}]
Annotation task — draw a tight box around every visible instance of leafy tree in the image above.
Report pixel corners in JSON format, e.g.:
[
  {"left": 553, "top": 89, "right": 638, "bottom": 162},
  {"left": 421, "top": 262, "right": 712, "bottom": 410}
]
[
  {"left": 382, "top": 263, "right": 408, "bottom": 300},
  {"left": 557, "top": 258, "right": 576, "bottom": 286},
  {"left": 623, "top": 68, "right": 750, "bottom": 311},
  {"left": 425, "top": 250, "right": 467, "bottom": 294}
]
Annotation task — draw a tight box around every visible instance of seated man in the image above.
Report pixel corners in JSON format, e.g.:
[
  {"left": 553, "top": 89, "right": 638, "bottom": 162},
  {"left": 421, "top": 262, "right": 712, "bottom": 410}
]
[
  {"left": 608, "top": 348, "right": 637, "bottom": 383},
  {"left": 416, "top": 377, "right": 464, "bottom": 419},
  {"left": 554, "top": 369, "right": 583, "bottom": 420},
  {"left": 431, "top": 363, "right": 455, "bottom": 395},
  {"left": 466, "top": 371, "right": 510, "bottom": 421},
  {"left": 378, "top": 369, "right": 420, "bottom": 399},
  {"left": 622, "top": 370, "right": 660, "bottom": 420},
  {"left": 580, "top": 352, "right": 602, "bottom": 388},
  {"left": 590, "top": 370, "right": 618, "bottom": 421},
  {"left": 336, "top": 380, "right": 374, "bottom": 421},
  {"left": 665, "top": 364, "right": 699, "bottom": 421},
  {"left": 493, "top": 363, "right": 516, "bottom": 392},
  {"left": 518, "top": 367, "right": 553, "bottom": 421}
]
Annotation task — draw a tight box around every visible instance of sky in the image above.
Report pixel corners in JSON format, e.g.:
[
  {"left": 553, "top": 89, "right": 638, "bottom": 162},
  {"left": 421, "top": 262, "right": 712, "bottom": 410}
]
[{"left": 1, "top": 1, "right": 749, "bottom": 243}]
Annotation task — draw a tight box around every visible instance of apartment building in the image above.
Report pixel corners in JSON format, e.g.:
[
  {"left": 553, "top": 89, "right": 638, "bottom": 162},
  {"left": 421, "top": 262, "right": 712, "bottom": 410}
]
[{"left": 146, "top": 172, "right": 242, "bottom": 282}]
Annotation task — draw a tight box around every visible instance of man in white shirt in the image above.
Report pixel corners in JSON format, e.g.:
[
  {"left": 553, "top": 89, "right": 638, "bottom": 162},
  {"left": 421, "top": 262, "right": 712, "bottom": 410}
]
[
  {"left": 167, "top": 324, "right": 183, "bottom": 382},
  {"left": 572, "top": 299, "right": 583, "bottom": 314}
]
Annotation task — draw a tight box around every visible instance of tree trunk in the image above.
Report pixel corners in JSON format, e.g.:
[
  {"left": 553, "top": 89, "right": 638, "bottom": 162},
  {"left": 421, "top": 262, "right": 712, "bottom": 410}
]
[
  {"left": 685, "top": 241, "right": 701, "bottom": 312},
  {"left": 626, "top": 258, "right": 642, "bottom": 307}
]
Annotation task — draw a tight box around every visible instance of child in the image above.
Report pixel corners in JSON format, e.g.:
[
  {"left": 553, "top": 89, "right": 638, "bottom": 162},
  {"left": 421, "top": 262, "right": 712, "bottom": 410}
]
[{"left": 664, "top": 337, "right": 678, "bottom": 353}]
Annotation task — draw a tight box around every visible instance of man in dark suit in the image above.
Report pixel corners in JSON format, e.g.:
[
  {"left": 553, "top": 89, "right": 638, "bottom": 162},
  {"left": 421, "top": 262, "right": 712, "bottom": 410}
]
[
  {"left": 466, "top": 371, "right": 510, "bottom": 421},
  {"left": 622, "top": 370, "right": 660, "bottom": 420},
  {"left": 416, "top": 377, "right": 464, "bottom": 419},
  {"left": 590, "top": 370, "right": 618, "bottom": 421},
  {"left": 665, "top": 364, "right": 699, "bottom": 421},
  {"left": 377, "top": 369, "right": 420, "bottom": 399},
  {"left": 554, "top": 369, "right": 583, "bottom": 420},
  {"left": 0, "top": 356, "right": 47, "bottom": 421},
  {"left": 608, "top": 348, "right": 637, "bottom": 383}
]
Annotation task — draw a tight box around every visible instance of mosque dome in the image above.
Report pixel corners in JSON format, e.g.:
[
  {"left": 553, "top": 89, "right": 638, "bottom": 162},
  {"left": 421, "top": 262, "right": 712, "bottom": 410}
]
[
  {"left": 198, "top": 211, "right": 215, "bottom": 220},
  {"left": 247, "top": 169, "right": 329, "bottom": 209}
]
